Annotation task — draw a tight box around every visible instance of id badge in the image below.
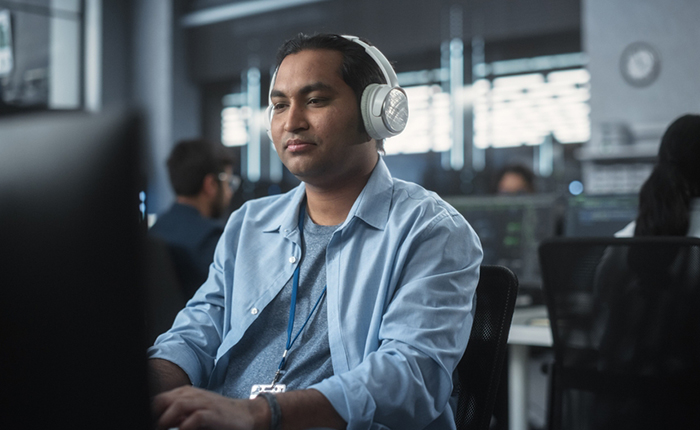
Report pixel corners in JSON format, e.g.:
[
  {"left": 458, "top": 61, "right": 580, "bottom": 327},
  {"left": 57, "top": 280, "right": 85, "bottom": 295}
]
[{"left": 250, "top": 383, "right": 286, "bottom": 399}]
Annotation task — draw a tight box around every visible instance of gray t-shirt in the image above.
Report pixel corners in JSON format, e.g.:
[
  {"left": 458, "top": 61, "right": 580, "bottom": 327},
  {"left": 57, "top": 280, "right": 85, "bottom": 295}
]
[{"left": 216, "top": 211, "right": 336, "bottom": 399}]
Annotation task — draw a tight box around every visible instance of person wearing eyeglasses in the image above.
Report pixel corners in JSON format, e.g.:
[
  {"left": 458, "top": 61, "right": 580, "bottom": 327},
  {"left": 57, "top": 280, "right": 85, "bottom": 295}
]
[{"left": 149, "top": 139, "right": 238, "bottom": 299}]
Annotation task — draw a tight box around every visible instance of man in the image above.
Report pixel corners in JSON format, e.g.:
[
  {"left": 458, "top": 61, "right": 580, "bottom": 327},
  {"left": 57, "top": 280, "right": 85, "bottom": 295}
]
[
  {"left": 149, "top": 139, "right": 237, "bottom": 299},
  {"left": 149, "top": 34, "right": 482, "bottom": 430},
  {"left": 495, "top": 164, "right": 536, "bottom": 194}
]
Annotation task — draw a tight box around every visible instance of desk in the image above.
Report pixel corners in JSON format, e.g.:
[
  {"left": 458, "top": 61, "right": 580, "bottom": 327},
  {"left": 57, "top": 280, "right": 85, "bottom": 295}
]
[{"left": 507, "top": 306, "right": 552, "bottom": 430}]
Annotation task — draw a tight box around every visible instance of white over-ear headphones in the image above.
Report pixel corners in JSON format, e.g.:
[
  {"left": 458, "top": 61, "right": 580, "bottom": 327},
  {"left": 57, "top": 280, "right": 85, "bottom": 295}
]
[{"left": 264, "top": 35, "right": 409, "bottom": 141}]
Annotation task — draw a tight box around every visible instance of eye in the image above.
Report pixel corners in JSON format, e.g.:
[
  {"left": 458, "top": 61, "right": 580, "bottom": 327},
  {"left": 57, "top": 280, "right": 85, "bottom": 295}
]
[
  {"left": 308, "top": 97, "right": 327, "bottom": 106},
  {"left": 271, "top": 102, "right": 288, "bottom": 112}
]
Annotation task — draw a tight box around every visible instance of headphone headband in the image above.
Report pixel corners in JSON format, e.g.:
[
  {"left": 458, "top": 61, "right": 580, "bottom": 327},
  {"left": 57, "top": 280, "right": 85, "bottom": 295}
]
[
  {"left": 340, "top": 35, "right": 399, "bottom": 88},
  {"left": 265, "top": 34, "right": 408, "bottom": 141}
]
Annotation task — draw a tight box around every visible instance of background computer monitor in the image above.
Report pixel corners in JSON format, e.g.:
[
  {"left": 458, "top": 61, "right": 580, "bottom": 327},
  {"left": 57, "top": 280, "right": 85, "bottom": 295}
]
[
  {"left": 0, "top": 110, "right": 150, "bottom": 429},
  {"left": 445, "top": 194, "right": 560, "bottom": 291},
  {"left": 564, "top": 194, "right": 639, "bottom": 237}
]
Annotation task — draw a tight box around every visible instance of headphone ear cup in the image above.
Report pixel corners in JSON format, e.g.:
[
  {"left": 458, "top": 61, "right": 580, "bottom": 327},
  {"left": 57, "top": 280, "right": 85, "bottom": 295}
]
[
  {"left": 360, "top": 83, "right": 409, "bottom": 140},
  {"left": 360, "top": 84, "right": 383, "bottom": 140}
]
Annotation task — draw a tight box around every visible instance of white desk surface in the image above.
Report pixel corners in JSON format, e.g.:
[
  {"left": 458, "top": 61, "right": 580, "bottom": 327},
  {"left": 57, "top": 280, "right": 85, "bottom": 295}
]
[{"left": 507, "top": 305, "right": 553, "bottom": 347}]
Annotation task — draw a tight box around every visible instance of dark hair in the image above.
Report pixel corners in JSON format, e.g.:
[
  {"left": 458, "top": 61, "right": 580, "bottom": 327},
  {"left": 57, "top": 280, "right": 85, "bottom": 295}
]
[
  {"left": 275, "top": 33, "right": 388, "bottom": 151},
  {"left": 495, "top": 163, "right": 536, "bottom": 193},
  {"left": 166, "top": 139, "right": 234, "bottom": 196},
  {"left": 635, "top": 114, "right": 700, "bottom": 236}
]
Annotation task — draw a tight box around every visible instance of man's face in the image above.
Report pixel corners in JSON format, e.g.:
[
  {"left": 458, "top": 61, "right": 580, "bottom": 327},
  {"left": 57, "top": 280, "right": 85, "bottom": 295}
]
[
  {"left": 269, "top": 49, "right": 377, "bottom": 187},
  {"left": 498, "top": 172, "right": 531, "bottom": 194}
]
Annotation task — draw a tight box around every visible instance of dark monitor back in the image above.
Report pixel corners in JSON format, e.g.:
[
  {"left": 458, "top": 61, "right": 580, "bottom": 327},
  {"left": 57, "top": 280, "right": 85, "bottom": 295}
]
[
  {"left": 564, "top": 194, "right": 638, "bottom": 237},
  {"left": 445, "top": 194, "right": 559, "bottom": 290},
  {"left": 0, "top": 110, "right": 150, "bottom": 429}
]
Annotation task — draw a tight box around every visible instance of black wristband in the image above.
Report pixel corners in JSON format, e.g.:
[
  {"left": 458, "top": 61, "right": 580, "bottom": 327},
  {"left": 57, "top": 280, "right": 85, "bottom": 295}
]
[{"left": 258, "top": 392, "right": 282, "bottom": 430}]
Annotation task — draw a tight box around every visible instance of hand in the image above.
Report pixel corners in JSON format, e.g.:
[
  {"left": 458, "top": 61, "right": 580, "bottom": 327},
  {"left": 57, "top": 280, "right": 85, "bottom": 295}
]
[{"left": 152, "top": 386, "right": 270, "bottom": 430}]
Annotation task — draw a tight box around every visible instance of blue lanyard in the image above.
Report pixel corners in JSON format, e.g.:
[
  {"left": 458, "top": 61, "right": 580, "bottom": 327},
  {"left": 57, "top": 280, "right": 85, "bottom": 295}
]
[{"left": 271, "top": 204, "right": 327, "bottom": 385}]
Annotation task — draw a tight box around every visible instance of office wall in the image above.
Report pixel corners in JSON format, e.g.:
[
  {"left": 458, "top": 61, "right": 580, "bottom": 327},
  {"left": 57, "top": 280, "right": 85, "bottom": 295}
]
[
  {"left": 584, "top": 0, "right": 700, "bottom": 149},
  {"left": 172, "top": 1, "right": 201, "bottom": 150},
  {"left": 132, "top": 0, "right": 174, "bottom": 215},
  {"left": 131, "top": 0, "right": 201, "bottom": 215},
  {"left": 101, "top": 0, "right": 132, "bottom": 109}
]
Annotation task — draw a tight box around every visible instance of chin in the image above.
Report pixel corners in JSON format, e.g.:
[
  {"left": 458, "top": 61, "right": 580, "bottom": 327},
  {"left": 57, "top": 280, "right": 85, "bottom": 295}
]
[
  {"left": 288, "top": 167, "right": 326, "bottom": 184},
  {"left": 283, "top": 160, "right": 318, "bottom": 178}
]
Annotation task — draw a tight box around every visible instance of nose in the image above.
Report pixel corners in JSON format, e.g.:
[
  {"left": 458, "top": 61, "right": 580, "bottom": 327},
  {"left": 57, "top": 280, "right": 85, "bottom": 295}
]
[{"left": 283, "top": 102, "right": 309, "bottom": 133}]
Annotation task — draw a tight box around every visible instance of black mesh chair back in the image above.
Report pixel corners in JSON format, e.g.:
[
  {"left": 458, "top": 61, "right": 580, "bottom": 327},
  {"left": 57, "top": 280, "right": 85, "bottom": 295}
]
[
  {"left": 539, "top": 237, "right": 700, "bottom": 430},
  {"left": 144, "top": 236, "right": 187, "bottom": 344},
  {"left": 454, "top": 265, "right": 519, "bottom": 430}
]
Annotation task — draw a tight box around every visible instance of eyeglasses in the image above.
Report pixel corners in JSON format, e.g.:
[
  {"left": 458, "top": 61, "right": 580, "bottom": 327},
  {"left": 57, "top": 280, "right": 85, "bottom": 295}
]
[{"left": 218, "top": 172, "right": 241, "bottom": 192}]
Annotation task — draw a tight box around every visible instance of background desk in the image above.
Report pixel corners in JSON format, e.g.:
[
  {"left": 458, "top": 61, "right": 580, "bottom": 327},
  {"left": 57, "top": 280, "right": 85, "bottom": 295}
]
[{"left": 507, "top": 306, "right": 552, "bottom": 430}]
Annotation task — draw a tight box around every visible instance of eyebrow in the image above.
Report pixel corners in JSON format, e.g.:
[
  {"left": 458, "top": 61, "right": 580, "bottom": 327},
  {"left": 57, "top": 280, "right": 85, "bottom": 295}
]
[{"left": 270, "top": 81, "right": 335, "bottom": 99}]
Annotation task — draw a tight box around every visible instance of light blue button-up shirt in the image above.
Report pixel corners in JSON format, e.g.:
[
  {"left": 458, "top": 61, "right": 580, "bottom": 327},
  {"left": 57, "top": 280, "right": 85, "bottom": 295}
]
[{"left": 149, "top": 158, "right": 482, "bottom": 430}]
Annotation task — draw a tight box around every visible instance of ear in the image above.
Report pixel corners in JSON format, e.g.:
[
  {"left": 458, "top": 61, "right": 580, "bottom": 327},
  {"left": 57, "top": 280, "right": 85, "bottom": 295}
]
[{"left": 201, "top": 173, "right": 219, "bottom": 198}]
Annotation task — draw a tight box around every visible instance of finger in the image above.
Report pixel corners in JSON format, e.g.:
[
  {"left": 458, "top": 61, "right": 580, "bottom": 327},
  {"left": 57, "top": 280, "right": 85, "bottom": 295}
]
[
  {"left": 153, "top": 386, "right": 198, "bottom": 418},
  {"left": 154, "top": 389, "right": 200, "bottom": 430},
  {"left": 177, "top": 396, "right": 255, "bottom": 430},
  {"left": 156, "top": 400, "right": 191, "bottom": 430},
  {"left": 177, "top": 409, "right": 212, "bottom": 430},
  {"left": 152, "top": 391, "right": 174, "bottom": 419}
]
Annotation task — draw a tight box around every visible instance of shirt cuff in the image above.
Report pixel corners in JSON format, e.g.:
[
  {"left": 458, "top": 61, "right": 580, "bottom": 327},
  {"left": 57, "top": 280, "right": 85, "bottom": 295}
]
[{"left": 148, "top": 343, "right": 205, "bottom": 387}]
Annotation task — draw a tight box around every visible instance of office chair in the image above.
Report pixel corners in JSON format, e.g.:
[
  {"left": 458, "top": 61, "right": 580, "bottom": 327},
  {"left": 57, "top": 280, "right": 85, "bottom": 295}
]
[
  {"left": 539, "top": 237, "right": 700, "bottom": 430},
  {"left": 454, "top": 265, "right": 519, "bottom": 430},
  {"left": 144, "top": 236, "right": 188, "bottom": 344}
]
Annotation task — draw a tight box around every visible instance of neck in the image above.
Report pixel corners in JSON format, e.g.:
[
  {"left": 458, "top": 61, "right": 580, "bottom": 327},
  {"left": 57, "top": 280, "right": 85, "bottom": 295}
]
[
  {"left": 176, "top": 196, "right": 211, "bottom": 218},
  {"left": 304, "top": 161, "right": 377, "bottom": 226}
]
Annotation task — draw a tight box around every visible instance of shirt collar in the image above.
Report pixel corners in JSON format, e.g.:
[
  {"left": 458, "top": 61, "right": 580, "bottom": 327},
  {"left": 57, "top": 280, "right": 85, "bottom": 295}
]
[
  {"left": 261, "top": 157, "right": 394, "bottom": 233},
  {"left": 345, "top": 157, "right": 393, "bottom": 231},
  {"left": 261, "top": 184, "right": 307, "bottom": 234}
]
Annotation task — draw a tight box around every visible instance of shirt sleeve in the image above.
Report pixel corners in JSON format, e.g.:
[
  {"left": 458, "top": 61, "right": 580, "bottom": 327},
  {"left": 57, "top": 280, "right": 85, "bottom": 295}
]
[{"left": 310, "top": 212, "right": 483, "bottom": 430}]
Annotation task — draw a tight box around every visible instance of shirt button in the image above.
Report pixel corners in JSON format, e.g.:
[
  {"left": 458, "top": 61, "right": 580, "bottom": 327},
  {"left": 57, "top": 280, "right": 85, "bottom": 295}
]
[
  {"left": 289, "top": 256, "right": 296, "bottom": 263},
  {"left": 251, "top": 308, "right": 258, "bottom": 315}
]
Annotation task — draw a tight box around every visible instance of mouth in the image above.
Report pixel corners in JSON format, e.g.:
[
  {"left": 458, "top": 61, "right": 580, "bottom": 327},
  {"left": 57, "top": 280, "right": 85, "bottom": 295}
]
[{"left": 285, "top": 139, "right": 316, "bottom": 152}]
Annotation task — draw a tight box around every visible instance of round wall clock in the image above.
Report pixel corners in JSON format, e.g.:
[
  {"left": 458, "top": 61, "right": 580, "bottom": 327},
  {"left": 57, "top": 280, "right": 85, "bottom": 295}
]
[{"left": 620, "top": 41, "right": 661, "bottom": 88}]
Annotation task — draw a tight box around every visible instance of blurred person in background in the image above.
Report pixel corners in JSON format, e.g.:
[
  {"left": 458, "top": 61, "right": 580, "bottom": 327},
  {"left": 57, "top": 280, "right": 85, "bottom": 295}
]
[
  {"left": 149, "top": 139, "right": 237, "bottom": 298},
  {"left": 616, "top": 114, "right": 700, "bottom": 238},
  {"left": 495, "top": 163, "right": 536, "bottom": 194},
  {"left": 588, "top": 114, "right": 700, "bottom": 429}
]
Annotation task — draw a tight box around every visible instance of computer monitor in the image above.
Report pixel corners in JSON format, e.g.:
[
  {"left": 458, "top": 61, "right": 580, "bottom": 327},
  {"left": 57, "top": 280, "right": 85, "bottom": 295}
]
[
  {"left": 0, "top": 110, "right": 150, "bottom": 429},
  {"left": 445, "top": 194, "right": 559, "bottom": 292},
  {"left": 564, "top": 194, "right": 639, "bottom": 237}
]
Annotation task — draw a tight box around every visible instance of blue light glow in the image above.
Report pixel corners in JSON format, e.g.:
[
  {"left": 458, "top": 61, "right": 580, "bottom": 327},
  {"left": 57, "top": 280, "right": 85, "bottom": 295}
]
[{"left": 569, "top": 180, "right": 584, "bottom": 195}]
